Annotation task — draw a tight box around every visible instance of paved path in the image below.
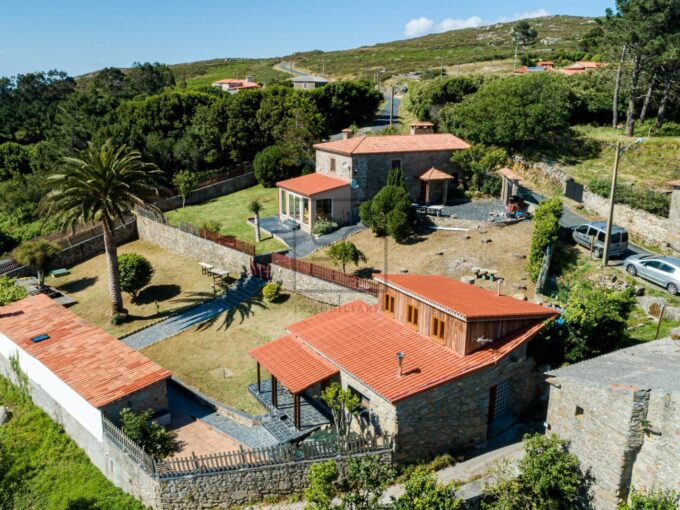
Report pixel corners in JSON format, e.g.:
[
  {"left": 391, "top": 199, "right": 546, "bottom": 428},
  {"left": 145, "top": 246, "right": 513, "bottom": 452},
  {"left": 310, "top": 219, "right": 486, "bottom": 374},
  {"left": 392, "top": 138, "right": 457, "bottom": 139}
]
[{"left": 121, "top": 275, "right": 264, "bottom": 350}]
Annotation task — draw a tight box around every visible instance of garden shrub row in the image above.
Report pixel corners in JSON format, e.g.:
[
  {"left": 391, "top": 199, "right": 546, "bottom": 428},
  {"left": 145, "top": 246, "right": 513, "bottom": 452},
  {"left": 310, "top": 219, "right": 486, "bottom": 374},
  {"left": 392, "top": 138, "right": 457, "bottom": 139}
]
[{"left": 587, "top": 178, "right": 670, "bottom": 217}]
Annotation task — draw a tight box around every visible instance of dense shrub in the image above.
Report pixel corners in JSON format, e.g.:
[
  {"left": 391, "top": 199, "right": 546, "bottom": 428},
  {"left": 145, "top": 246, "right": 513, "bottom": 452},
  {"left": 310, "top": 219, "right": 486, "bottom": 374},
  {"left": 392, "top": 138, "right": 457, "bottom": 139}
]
[
  {"left": 359, "top": 185, "right": 415, "bottom": 242},
  {"left": 406, "top": 75, "right": 482, "bottom": 120},
  {"left": 0, "top": 276, "right": 27, "bottom": 306},
  {"left": 588, "top": 178, "right": 670, "bottom": 217},
  {"left": 326, "top": 241, "right": 367, "bottom": 274},
  {"left": 119, "top": 408, "right": 177, "bottom": 460},
  {"left": 253, "top": 145, "right": 296, "bottom": 187},
  {"left": 450, "top": 143, "right": 508, "bottom": 195},
  {"left": 117, "top": 252, "right": 154, "bottom": 301},
  {"left": 527, "top": 197, "right": 563, "bottom": 281},
  {"left": 312, "top": 219, "right": 339, "bottom": 236},
  {"left": 620, "top": 487, "right": 680, "bottom": 510},
  {"left": 0, "top": 142, "right": 32, "bottom": 181},
  {"left": 262, "top": 281, "right": 281, "bottom": 303}
]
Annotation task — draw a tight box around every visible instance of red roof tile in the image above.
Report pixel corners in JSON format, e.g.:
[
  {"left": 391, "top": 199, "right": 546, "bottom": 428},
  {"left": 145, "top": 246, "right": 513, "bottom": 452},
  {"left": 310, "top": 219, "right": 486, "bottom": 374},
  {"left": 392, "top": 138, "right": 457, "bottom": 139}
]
[
  {"left": 249, "top": 335, "right": 339, "bottom": 393},
  {"left": 284, "top": 301, "right": 548, "bottom": 402},
  {"left": 668, "top": 180, "right": 680, "bottom": 187},
  {"left": 212, "top": 79, "right": 262, "bottom": 90},
  {"left": 0, "top": 295, "right": 171, "bottom": 408},
  {"left": 418, "top": 167, "right": 454, "bottom": 181},
  {"left": 499, "top": 167, "right": 522, "bottom": 181},
  {"left": 276, "top": 173, "right": 350, "bottom": 196},
  {"left": 314, "top": 134, "right": 470, "bottom": 156},
  {"left": 374, "top": 274, "right": 557, "bottom": 320}
]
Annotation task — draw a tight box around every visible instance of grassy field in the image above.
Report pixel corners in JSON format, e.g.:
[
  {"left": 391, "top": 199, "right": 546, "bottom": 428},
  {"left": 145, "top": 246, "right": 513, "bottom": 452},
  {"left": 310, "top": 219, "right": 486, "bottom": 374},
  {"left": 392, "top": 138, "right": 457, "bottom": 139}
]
[
  {"left": 53, "top": 240, "right": 214, "bottom": 337},
  {"left": 165, "top": 185, "right": 287, "bottom": 254},
  {"left": 141, "top": 292, "right": 329, "bottom": 414},
  {"left": 170, "top": 58, "right": 287, "bottom": 89},
  {"left": 564, "top": 126, "right": 680, "bottom": 188},
  {"left": 0, "top": 376, "right": 144, "bottom": 510}
]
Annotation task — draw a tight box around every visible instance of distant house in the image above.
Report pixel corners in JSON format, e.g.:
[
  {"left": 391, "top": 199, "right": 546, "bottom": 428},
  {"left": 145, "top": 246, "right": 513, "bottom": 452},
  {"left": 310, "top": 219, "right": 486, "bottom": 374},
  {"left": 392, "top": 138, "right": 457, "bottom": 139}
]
[
  {"left": 560, "top": 61, "right": 604, "bottom": 76},
  {"left": 536, "top": 61, "right": 555, "bottom": 68},
  {"left": 514, "top": 65, "right": 556, "bottom": 74},
  {"left": 291, "top": 75, "right": 329, "bottom": 90},
  {"left": 275, "top": 122, "right": 469, "bottom": 232},
  {"left": 211, "top": 76, "right": 262, "bottom": 93},
  {"left": 545, "top": 339, "right": 680, "bottom": 509},
  {"left": 250, "top": 274, "right": 557, "bottom": 460}
]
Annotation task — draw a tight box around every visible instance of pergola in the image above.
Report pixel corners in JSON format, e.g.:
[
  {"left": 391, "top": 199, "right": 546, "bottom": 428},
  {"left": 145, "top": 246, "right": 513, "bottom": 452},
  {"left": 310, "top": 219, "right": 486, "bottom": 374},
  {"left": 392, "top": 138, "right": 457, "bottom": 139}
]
[
  {"left": 418, "top": 167, "right": 455, "bottom": 205},
  {"left": 250, "top": 335, "right": 339, "bottom": 429}
]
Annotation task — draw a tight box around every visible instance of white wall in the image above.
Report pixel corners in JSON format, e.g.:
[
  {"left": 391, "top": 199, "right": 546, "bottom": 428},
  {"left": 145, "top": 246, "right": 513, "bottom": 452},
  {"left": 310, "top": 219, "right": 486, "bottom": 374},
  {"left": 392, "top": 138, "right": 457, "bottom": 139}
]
[{"left": 0, "top": 332, "right": 103, "bottom": 441}]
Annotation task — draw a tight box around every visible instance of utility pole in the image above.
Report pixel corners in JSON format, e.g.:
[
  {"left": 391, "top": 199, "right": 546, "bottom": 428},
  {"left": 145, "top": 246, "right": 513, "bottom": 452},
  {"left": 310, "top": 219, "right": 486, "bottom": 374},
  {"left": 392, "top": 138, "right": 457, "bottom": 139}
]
[
  {"left": 389, "top": 86, "right": 395, "bottom": 127},
  {"left": 603, "top": 142, "right": 621, "bottom": 267}
]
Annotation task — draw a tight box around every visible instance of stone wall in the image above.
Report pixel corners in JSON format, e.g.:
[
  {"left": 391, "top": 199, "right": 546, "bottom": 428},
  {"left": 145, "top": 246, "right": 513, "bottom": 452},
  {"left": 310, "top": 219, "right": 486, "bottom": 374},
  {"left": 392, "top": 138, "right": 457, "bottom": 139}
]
[
  {"left": 395, "top": 343, "right": 535, "bottom": 462},
  {"left": 270, "top": 264, "right": 378, "bottom": 306},
  {"left": 156, "top": 451, "right": 393, "bottom": 510},
  {"left": 668, "top": 187, "right": 680, "bottom": 251},
  {"left": 101, "top": 379, "right": 169, "bottom": 425},
  {"left": 136, "top": 214, "right": 253, "bottom": 276},
  {"left": 545, "top": 377, "right": 680, "bottom": 509},
  {"left": 156, "top": 172, "right": 257, "bottom": 212}
]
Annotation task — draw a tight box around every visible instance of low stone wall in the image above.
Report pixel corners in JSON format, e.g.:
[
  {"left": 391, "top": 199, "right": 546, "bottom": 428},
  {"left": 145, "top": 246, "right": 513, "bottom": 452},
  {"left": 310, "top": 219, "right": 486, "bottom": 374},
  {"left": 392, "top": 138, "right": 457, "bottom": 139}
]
[
  {"left": 270, "top": 264, "right": 377, "bottom": 306},
  {"left": 157, "top": 451, "right": 392, "bottom": 509},
  {"left": 136, "top": 214, "right": 253, "bottom": 277},
  {"left": 156, "top": 172, "right": 257, "bottom": 212}
]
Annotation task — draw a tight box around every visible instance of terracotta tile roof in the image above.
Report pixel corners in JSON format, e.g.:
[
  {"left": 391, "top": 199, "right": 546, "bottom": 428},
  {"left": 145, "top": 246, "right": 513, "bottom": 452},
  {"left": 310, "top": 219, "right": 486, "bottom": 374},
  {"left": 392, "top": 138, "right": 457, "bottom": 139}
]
[
  {"left": 373, "top": 274, "right": 558, "bottom": 321},
  {"left": 284, "top": 301, "right": 548, "bottom": 402},
  {"left": 212, "top": 79, "right": 262, "bottom": 90},
  {"left": 314, "top": 134, "right": 470, "bottom": 156},
  {"left": 0, "top": 295, "right": 171, "bottom": 408},
  {"left": 249, "top": 335, "right": 339, "bottom": 394},
  {"left": 499, "top": 167, "right": 522, "bottom": 181},
  {"left": 418, "top": 167, "right": 454, "bottom": 181},
  {"left": 668, "top": 180, "right": 680, "bottom": 187},
  {"left": 276, "top": 173, "right": 350, "bottom": 196}
]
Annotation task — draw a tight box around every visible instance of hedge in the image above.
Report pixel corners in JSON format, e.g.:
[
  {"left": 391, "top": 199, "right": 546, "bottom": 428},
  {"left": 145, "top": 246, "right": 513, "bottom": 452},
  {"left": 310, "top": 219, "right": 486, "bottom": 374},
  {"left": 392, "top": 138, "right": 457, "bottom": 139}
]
[
  {"left": 528, "top": 197, "right": 563, "bottom": 282},
  {"left": 587, "top": 178, "right": 670, "bottom": 217}
]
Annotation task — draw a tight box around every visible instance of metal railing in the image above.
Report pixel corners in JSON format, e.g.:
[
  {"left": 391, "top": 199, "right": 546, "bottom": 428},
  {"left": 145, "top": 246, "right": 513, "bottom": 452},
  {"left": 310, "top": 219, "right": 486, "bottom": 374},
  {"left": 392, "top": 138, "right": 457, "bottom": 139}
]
[{"left": 271, "top": 253, "right": 379, "bottom": 296}]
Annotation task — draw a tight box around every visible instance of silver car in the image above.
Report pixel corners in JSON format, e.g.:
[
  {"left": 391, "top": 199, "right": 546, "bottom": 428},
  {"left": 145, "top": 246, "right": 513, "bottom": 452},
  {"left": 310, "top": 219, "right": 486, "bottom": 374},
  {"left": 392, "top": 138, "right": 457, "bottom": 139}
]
[{"left": 624, "top": 255, "right": 680, "bottom": 295}]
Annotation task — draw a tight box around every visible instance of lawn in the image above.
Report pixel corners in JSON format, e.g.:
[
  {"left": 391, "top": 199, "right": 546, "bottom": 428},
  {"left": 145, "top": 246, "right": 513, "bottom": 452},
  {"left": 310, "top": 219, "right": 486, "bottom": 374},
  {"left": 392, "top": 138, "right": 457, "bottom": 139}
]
[
  {"left": 304, "top": 221, "right": 538, "bottom": 296},
  {"left": 53, "top": 240, "right": 214, "bottom": 337},
  {"left": 141, "top": 292, "right": 329, "bottom": 415},
  {"left": 0, "top": 376, "right": 144, "bottom": 510},
  {"left": 164, "top": 184, "right": 287, "bottom": 254}
]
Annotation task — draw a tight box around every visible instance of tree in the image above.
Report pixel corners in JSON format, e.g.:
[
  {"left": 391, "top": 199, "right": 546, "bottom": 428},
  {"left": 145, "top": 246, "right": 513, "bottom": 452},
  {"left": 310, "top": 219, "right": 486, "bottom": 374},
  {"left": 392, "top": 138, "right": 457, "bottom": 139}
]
[
  {"left": 327, "top": 241, "right": 367, "bottom": 274},
  {"left": 620, "top": 487, "right": 679, "bottom": 509},
  {"left": 12, "top": 240, "right": 59, "bottom": 287},
  {"left": 0, "top": 142, "right": 32, "bottom": 181},
  {"left": 172, "top": 169, "right": 199, "bottom": 208},
  {"left": 253, "top": 145, "right": 295, "bottom": 187},
  {"left": 360, "top": 185, "right": 415, "bottom": 242},
  {"left": 93, "top": 67, "right": 128, "bottom": 97},
  {"left": 443, "top": 74, "right": 572, "bottom": 149},
  {"left": 527, "top": 197, "right": 562, "bottom": 282},
  {"left": 249, "top": 200, "right": 263, "bottom": 243},
  {"left": 125, "top": 62, "right": 175, "bottom": 96},
  {"left": 512, "top": 21, "right": 538, "bottom": 71},
  {"left": 305, "top": 460, "right": 339, "bottom": 510},
  {"left": 42, "top": 140, "right": 165, "bottom": 316},
  {"left": 0, "top": 276, "right": 27, "bottom": 305},
  {"left": 484, "top": 434, "right": 590, "bottom": 510},
  {"left": 119, "top": 408, "right": 177, "bottom": 460},
  {"left": 405, "top": 76, "right": 481, "bottom": 121},
  {"left": 311, "top": 80, "right": 383, "bottom": 135},
  {"left": 393, "top": 468, "right": 462, "bottom": 510},
  {"left": 321, "top": 383, "right": 361, "bottom": 442},
  {"left": 386, "top": 167, "right": 405, "bottom": 188},
  {"left": 118, "top": 253, "right": 154, "bottom": 302},
  {"left": 450, "top": 144, "right": 507, "bottom": 195}
]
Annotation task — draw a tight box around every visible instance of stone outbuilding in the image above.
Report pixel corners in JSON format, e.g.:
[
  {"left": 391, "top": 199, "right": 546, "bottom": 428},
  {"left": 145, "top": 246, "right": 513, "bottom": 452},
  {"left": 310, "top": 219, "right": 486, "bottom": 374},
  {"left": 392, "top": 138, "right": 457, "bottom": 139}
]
[{"left": 545, "top": 339, "right": 680, "bottom": 509}]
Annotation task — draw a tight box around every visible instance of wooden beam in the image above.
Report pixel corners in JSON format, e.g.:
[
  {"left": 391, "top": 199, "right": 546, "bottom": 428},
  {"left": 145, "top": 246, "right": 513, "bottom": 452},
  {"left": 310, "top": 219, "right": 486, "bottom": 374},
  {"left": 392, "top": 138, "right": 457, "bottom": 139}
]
[
  {"left": 271, "top": 376, "right": 278, "bottom": 408},
  {"left": 294, "top": 393, "right": 301, "bottom": 429},
  {"left": 256, "top": 362, "right": 261, "bottom": 393}
]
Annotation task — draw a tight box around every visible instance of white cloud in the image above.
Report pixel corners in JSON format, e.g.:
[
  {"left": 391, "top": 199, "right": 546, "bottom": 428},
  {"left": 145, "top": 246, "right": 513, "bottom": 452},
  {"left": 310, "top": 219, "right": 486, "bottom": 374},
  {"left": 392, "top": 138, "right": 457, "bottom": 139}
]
[
  {"left": 404, "top": 17, "right": 435, "bottom": 38},
  {"left": 403, "top": 9, "right": 549, "bottom": 38}
]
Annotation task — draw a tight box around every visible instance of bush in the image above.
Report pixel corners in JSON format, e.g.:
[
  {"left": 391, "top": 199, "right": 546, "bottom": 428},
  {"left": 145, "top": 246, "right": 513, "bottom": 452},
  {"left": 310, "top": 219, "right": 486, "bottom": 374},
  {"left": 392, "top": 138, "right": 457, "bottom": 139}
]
[
  {"left": 0, "top": 276, "right": 27, "bottom": 306},
  {"left": 312, "top": 219, "right": 339, "bottom": 236},
  {"left": 360, "top": 185, "right": 415, "bottom": 242},
  {"left": 253, "top": 145, "right": 296, "bottom": 187},
  {"left": 118, "top": 253, "right": 154, "bottom": 301},
  {"left": 393, "top": 467, "right": 462, "bottom": 510},
  {"left": 262, "top": 281, "right": 281, "bottom": 303},
  {"left": 201, "top": 220, "right": 222, "bottom": 234},
  {"left": 327, "top": 241, "right": 367, "bottom": 274},
  {"left": 621, "top": 487, "right": 679, "bottom": 510},
  {"left": 588, "top": 178, "right": 670, "bottom": 217},
  {"left": 527, "top": 198, "right": 563, "bottom": 282},
  {"left": 119, "top": 408, "right": 177, "bottom": 460},
  {"left": 450, "top": 143, "right": 508, "bottom": 195}
]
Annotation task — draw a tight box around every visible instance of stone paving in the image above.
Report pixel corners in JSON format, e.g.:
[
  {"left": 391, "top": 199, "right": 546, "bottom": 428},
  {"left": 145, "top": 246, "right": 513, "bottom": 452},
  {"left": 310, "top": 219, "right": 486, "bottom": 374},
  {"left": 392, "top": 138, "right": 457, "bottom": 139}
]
[
  {"left": 441, "top": 199, "right": 506, "bottom": 222},
  {"left": 255, "top": 216, "right": 365, "bottom": 258},
  {"left": 122, "top": 275, "right": 264, "bottom": 350}
]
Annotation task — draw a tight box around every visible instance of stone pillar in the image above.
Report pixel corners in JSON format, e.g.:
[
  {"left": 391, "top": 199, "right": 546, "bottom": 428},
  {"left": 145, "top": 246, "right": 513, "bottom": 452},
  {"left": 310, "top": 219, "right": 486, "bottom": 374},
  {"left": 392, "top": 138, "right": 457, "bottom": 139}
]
[
  {"left": 443, "top": 180, "right": 449, "bottom": 205},
  {"left": 668, "top": 181, "right": 680, "bottom": 251}
]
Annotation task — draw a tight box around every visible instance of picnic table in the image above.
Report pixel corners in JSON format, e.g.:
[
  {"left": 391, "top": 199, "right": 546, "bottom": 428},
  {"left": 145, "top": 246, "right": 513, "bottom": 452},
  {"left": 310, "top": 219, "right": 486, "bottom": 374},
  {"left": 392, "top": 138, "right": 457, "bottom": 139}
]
[
  {"left": 208, "top": 267, "right": 229, "bottom": 285},
  {"left": 199, "top": 262, "right": 214, "bottom": 275}
]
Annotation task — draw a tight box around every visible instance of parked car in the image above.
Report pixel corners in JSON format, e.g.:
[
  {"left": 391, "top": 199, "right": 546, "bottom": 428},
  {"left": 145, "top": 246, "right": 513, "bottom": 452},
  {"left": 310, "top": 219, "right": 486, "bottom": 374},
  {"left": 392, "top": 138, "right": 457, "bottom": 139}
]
[
  {"left": 572, "top": 221, "right": 629, "bottom": 258},
  {"left": 623, "top": 255, "right": 680, "bottom": 295}
]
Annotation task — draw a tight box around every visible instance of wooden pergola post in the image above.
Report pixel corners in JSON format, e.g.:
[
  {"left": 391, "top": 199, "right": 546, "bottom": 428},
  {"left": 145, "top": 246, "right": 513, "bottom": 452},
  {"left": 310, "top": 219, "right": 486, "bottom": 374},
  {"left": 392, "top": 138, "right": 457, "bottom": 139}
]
[
  {"left": 271, "top": 376, "right": 278, "bottom": 408},
  {"left": 256, "top": 362, "right": 261, "bottom": 393},
  {"left": 294, "top": 393, "right": 301, "bottom": 429},
  {"left": 443, "top": 180, "right": 449, "bottom": 205}
]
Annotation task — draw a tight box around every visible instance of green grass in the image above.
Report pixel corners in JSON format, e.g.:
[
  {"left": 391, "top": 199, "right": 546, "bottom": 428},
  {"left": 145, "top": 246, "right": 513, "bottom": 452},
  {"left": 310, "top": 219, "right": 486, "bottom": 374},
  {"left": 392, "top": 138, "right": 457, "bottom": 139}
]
[
  {"left": 164, "top": 185, "right": 287, "bottom": 254},
  {"left": 627, "top": 307, "right": 680, "bottom": 343},
  {"left": 0, "top": 376, "right": 145, "bottom": 509},
  {"left": 169, "top": 58, "right": 287, "bottom": 88}
]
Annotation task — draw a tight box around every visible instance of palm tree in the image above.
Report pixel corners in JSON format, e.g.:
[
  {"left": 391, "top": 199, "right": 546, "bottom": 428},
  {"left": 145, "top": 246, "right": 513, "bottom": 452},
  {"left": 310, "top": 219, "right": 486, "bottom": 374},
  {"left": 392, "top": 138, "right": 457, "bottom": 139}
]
[
  {"left": 249, "top": 200, "right": 263, "bottom": 243},
  {"left": 42, "top": 140, "right": 165, "bottom": 316},
  {"left": 12, "top": 240, "right": 60, "bottom": 287}
]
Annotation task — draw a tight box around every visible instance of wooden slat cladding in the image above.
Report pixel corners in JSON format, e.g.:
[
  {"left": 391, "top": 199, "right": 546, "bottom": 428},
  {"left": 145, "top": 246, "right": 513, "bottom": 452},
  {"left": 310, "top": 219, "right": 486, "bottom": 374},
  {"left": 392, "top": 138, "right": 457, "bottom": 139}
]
[{"left": 464, "top": 318, "right": 538, "bottom": 355}]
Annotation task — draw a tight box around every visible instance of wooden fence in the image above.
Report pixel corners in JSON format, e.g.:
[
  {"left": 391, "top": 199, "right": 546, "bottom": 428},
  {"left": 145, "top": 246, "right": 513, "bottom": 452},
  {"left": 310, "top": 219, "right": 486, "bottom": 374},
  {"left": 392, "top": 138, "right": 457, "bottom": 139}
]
[
  {"left": 271, "top": 253, "right": 379, "bottom": 296},
  {"left": 102, "top": 416, "right": 156, "bottom": 473},
  {"left": 154, "top": 433, "right": 392, "bottom": 479}
]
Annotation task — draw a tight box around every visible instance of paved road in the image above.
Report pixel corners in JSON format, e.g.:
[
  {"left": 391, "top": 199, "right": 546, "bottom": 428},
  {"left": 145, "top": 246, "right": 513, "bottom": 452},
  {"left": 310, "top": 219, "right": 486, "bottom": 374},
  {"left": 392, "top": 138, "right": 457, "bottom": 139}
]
[{"left": 275, "top": 61, "right": 313, "bottom": 77}]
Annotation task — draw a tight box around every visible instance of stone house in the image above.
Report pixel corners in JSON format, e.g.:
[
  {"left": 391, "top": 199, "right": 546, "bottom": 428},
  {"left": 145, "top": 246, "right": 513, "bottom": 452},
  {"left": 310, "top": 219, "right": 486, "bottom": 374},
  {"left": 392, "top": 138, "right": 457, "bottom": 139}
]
[
  {"left": 275, "top": 123, "right": 469, "bottom": 231},
  {"left": 250, "top": 274, "right": 557, "bottom": 461},
  {"left": 291, "top": 75, "right": 329, "bottom": 90},
  {"left": 0, "top": 294, "right": 171, "bottom": 437},
  {"left": 545, "top": 339, "right": 680, "bottom": 510}
]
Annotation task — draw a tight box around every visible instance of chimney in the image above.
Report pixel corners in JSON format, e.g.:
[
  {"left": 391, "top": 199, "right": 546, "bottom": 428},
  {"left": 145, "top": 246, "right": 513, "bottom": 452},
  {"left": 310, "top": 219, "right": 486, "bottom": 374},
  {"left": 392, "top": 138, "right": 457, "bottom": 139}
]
[
  {"left": 341, "top": 128, "right": 353, "bottom": 140},
  {"left": 245, "top": 75, "right": 254, "bottom": 83},
  {"left": 410, "top": 122, "right": 434, "bottom": 135},
  {"left": 396, "top": 351, "right": 404, "bottom": 377},
  {"left": 496, "top": 278, "right": 505, "bottom": 296}
]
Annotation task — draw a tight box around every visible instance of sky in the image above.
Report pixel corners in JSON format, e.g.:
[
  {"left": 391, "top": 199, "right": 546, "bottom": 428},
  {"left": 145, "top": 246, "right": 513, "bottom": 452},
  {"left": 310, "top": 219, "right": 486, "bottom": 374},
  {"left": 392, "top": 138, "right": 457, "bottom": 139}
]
[{"left": 0, "top": 0, "right": 615, "bottom": 77}]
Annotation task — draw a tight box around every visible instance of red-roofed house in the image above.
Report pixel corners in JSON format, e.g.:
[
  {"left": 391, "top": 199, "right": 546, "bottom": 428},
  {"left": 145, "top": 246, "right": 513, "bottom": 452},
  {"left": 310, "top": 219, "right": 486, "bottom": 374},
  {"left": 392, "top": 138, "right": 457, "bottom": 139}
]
[
  {"left": 275, "top": 122, "right": 469, "bottom": 231},
  {"left": 250, "top": 274, "right": 557, "bottom": 460},
  {"left": 212, "top": 76, "right": 262, "bottom": 93},
  {"left": 0, "top": 294, "right": 171, "bottom": 440}
]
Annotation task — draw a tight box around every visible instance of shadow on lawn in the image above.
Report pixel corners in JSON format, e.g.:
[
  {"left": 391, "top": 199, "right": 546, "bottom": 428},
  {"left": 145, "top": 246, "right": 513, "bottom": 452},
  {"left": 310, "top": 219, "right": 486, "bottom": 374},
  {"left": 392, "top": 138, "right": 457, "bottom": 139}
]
[
  {"left": 197, "top": 292, "right": 267, "bottom": 332},
  {"left": 57, "top": 276, "right": 98, "bottom": 293},
  {"left": 135, "top": 284, "right": 182, "bottom": 304}
]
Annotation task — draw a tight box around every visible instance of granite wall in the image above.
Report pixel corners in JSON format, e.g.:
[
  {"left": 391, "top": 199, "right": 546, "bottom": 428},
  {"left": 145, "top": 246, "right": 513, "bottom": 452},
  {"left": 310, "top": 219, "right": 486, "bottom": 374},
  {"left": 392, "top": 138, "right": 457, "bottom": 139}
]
[
  {"left": 101, "top": 379, "right": 169, "bottom": 425},
  {"left": 156, "top": 172, "right": 257, "bottom": 212}
]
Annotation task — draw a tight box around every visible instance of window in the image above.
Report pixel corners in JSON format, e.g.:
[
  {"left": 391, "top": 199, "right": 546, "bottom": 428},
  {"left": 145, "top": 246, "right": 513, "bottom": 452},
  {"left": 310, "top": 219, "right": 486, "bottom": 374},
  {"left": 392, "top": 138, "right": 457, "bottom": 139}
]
[
  {"left": 658, "top": 263, "right": 675, "bottom": 273},
  {"left": 407, "top": 304, "right": 419, "bottom": 327},
  {"left": 383, "top": 293, "right": 395, "bottom": 315},
  {"left": 575, "top": 406, "right": 584, "bottom": 417},
  {"left": 576, "top": 225, "right": 588, "bottom": 234},
  {"left": 282, "top": 191, "right": 288, "bottom": 215},
  {"left": 303, "top": 198, "right": 310, "bottom": 224},
  {"left": 431, "top": 316, "right": 445, "bottom": 343},
  {"left": 391, "top": 159, "right": 401, "bottom": 170},
  {"left": 348, "top": 385, "right": 370, "bottom": 408},
  {"left": 330, "top": 158, "right": 336, "bottom": 172},
  {"left": 316, "top": 199, "right": 332, "bottom": 221},
  {"left": 597, "top": 230, "right": 606, "bottom": 242}
]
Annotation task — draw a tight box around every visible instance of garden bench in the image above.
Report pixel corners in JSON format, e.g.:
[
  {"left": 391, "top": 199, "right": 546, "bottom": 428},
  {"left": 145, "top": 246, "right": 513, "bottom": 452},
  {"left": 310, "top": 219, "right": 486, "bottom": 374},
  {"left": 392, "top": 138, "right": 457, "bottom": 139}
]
[
  {"left": 199, "top": 262, "right": 214, "bottom": 275},
  {"left": 50, "top": 268, "right": 70, "bottom": 277}
]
